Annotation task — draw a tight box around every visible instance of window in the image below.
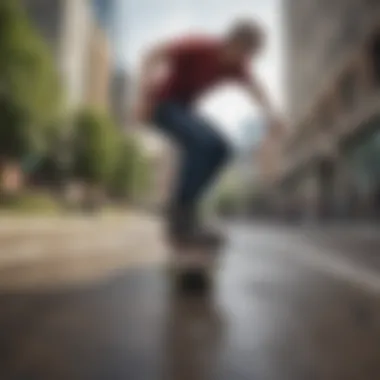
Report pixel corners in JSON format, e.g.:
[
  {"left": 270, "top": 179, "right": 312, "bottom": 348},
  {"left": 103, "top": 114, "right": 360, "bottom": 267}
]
[
  {"left": 339, "top": 71, "right": 357, "bottom": 110},
  {"left": 369, "top": 35, "right": 380, "bottom": 86},
  {"left": 332, "top": 3, "right": 361, "bottom": 56},
  {"left": 343, "top": 5, "right": 360, "bottom": 44},
  {"left": 366, "top": 0, "right": 380, "bottom": 9},
  {"left": 318, "top": 101, "right": 334, "bottom": 130}
]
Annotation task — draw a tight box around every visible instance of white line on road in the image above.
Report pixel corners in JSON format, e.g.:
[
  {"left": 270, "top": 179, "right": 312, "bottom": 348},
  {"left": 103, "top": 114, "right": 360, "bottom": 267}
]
[
  {"left": 230, "top": 226, "right": 380, "bottom": 294},
  {"left": 282, "top": 241, "right": 380, "bottom": 294}
]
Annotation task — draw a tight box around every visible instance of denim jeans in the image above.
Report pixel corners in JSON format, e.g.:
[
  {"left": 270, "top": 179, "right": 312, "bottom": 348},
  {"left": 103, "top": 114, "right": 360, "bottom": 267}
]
[{"left": 153, "top": 101, "right": 231, "bottom": 209}]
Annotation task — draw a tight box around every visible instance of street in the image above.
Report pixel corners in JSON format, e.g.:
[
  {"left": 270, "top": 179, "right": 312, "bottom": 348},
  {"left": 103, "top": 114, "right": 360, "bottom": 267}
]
[{"left": 0, "top": 218, "right": 379, "bottom": 380}]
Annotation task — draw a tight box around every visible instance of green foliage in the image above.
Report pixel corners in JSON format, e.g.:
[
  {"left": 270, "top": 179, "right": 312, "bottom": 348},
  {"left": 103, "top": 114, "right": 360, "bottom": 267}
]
[
  {"left": 72, "top": 108, "right": 118, "bottom": 186},
  {"left": 109, "top": 136, "right": 137, "bottom": 199},
  {"left": 214, "top": 190, "right": 238, "bottom": 216},
  {"left": 134, "top": 154, "right": 152, "bottom": 197},
  {"left": 1, "top": 192, "right": 62, "bottom": 214},
  {"left": 0, "top": 98, "right": 28, "bottom": 159},
  {"left": 0, "top": 0, "right": 62, "bottom": 160},
  {"left": 108, "top": 134, "right": 152, "bottom": 201},
  {"left": 71, "top": 107, "right": 153, "bottom": 203}
]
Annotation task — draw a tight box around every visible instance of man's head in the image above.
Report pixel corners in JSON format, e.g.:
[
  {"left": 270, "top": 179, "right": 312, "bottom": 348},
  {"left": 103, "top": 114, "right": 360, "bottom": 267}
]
[{"left": 222, "top": 18, "right": 265, "bottom": 63}]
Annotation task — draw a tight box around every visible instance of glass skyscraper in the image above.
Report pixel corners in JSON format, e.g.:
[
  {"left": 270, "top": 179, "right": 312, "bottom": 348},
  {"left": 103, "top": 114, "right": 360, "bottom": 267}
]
[{"left": 92, "top": 0, "right": 116, "bottom": 34}]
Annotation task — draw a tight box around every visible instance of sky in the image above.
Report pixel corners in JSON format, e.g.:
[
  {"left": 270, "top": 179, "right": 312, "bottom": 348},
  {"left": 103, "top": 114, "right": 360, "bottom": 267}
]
[{"left": 115, "top": 0, "right": 284, "bottom": 146}]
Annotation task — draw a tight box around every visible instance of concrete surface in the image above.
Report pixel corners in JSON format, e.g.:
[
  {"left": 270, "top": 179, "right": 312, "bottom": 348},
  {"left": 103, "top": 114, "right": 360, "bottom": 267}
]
[{"left": 0, "top": 220, "right": 379, "bottom": 379}]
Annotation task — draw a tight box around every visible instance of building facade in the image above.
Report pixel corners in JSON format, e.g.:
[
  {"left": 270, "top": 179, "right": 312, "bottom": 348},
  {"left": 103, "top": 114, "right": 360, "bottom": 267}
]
[
  {"left": 280, "top": 0, "right": 380, "bottom": 220},
  {"left": 84, "top": 21, "right": 111, "bottom": 110},
  {"left": 22, "top": 0, "right": 92, "bottom": 108},
  {"left": 91, "top": 0, "right": 116, "bottom": 34},
  {"left": 110, "top": 69, "right": 130, "bottom": 128},
  {"left": 23, "top": 0, "right": 115, "bottom": 112}
]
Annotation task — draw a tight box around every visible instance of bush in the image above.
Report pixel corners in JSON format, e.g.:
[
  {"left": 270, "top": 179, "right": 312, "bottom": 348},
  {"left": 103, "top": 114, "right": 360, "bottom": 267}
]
[
  {"left": 108, "top": 134, "right": 152, "bottom": 202},
  {"left": 0, "top": 0, "right": 62, "bottom": 162},
  {"left": 72, "top": 108, "right": 118, "bottom": 186},
  {"left": 1, "top": 192, "right": 62, "bottom": 214}
]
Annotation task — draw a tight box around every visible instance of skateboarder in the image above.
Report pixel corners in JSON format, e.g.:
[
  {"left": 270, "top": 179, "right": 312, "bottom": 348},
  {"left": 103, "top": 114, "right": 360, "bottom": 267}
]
[{"left": 135, "top": 18, "right": 284, "bottom": 246}]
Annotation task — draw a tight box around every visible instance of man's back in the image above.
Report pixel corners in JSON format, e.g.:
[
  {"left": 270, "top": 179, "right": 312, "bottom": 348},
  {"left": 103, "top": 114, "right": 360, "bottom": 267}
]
[{"left": 155, "top": 35, "right": 248, "bottom": 105}]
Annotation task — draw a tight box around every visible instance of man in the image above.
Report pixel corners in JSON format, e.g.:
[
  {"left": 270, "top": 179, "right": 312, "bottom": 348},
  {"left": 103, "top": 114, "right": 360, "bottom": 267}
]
[{"left": 135, "top": 19, "right": 284, "bottom": 246}]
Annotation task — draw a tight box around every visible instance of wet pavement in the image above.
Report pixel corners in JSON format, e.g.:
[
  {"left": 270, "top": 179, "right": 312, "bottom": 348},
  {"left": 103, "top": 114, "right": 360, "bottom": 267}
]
[
  {"left": 0, "top": 223, "right": 380, "bottom": 380},
  {"left": 300, "top": 224, "right": 380, "bottom": 272}
]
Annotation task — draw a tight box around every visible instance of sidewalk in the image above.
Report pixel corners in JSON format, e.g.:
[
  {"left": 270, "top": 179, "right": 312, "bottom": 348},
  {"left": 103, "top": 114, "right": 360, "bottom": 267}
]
[
  {"left": 0, "top": 213, "right": 164, "bottom": 268},
  {"left": 228, "top": 220, "right": 380, "bottom": 274},
  {"left": 298, "top": 224, "right": 380, "bottom": 273}
]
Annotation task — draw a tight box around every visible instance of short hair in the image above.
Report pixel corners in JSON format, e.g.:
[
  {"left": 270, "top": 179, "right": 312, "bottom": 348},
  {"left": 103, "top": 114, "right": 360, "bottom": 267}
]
[{"left": 227, "top": 18, "right": 265, "bottom": 49}]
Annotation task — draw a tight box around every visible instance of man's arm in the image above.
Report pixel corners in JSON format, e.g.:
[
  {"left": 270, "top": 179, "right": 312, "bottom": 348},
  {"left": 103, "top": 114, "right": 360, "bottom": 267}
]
[
  {"left": 245, "top": 74, "right": 274, "bottom": 117},
  {"left": 243, "top": 73, "right": 286, "bottom": 136}
]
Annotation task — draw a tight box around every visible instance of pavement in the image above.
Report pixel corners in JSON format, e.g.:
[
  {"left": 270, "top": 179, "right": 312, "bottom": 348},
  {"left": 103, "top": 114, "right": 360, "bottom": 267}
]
[
  {"left": 300, "top": 224, "right": 380, "bottom": 273},
  {"left": 0, "top": 217, "right": 379, "bottom": 379},
  {"left": 0, "top": 213, "right": 165, "bottom": 288}
]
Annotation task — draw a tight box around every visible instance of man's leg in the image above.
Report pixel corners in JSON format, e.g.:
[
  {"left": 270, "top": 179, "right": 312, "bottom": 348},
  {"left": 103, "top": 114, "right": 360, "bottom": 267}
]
[
  {"left": 175, "top": 117, "right": 230, "bottom": 207},
  {"left": 154, "top": 102, "right": 231, "bottom": 243}
]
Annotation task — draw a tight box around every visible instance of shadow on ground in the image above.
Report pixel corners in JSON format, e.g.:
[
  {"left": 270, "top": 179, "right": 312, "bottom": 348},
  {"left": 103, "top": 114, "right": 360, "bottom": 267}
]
[{"left": 0, "top": 233, "right": 380, "bottom": 379}]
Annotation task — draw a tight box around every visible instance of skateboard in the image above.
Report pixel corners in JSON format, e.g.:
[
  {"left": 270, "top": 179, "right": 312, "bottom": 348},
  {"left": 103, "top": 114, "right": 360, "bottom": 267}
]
[{"left": 168, "top": 242, "right": 220, "bottom": 294}]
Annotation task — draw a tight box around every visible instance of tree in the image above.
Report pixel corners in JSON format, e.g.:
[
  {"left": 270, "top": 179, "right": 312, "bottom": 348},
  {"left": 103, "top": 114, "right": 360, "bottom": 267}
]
[
  {"left": 133, "top": 152, "right": 152, "bottom": 199},
  {"left": 108, "top": 134, "right": 152, "bottom": 202},
  {"left": 30, "top": 118, "right": 67, "bottom": 186},
  {"left": 72, "top": 108, "right": 118, "bottom": 187},
  {"left": 109, "top": 136, "right": 137, "bottom": 200},
  {"left": 0, "top": 0, "right": 62, "bottom": 162}
]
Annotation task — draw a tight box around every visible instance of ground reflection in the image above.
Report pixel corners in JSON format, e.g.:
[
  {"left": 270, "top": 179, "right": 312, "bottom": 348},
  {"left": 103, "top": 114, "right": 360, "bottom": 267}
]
[{"left": 163, "top": 291, "right": 225, "bottom": 380}]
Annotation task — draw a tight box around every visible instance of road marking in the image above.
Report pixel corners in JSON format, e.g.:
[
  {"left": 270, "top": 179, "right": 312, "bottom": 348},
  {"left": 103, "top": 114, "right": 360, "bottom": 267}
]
[
  {"left": 230, "top": 226, "right": 380, "bottom": 294},
  {"left": 283, "top": 241, "right": 380, "bottom": 294}
]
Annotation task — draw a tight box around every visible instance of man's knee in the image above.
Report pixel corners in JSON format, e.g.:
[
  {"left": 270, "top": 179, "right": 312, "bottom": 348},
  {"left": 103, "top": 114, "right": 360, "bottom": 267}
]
[
  {"left": 187, "top": 127, "right": 232, "bottom": 164},
  {"left": 208, "top": 135, "right": 231, "bottom": 163}
]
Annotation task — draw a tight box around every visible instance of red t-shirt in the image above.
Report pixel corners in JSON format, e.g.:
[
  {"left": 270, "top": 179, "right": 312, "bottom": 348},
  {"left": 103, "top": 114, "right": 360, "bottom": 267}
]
[{"left": 152, "top": 35, "right": 251, "bottom": 105}]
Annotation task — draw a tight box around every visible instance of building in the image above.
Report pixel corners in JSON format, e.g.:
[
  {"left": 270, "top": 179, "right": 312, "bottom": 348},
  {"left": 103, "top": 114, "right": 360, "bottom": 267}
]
[
  {"left": 22, "top": 0, "right": 92, "bottom": 108},
  {"left": 91, "top": 0, "right": 119, "bottom": 69},
  {"left": 23, "top": 0, "right": 114, "bottom": 112},
  {"left": 110, "top": 69, "right": 130, "bottom": 127},
  {"left": 84, "top": 20, "right": 111, "bottom": 110},
  {"left": 91, "top": 0, "right": 116, "bottom": 35},
  {"left": 280, "top": 0, "right": 380, "bottom": 220}
]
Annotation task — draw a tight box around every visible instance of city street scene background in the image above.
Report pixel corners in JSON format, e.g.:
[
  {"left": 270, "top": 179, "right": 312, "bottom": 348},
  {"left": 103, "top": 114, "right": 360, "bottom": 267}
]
[{"left": 0, "top": 1, "right": 380, "bottom": 380}]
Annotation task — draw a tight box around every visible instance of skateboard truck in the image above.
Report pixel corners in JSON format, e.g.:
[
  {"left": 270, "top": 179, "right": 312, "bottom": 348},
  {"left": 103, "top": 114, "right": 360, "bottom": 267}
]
[{"left": 168, "top": 242, "right": 220, "bottom": 295}]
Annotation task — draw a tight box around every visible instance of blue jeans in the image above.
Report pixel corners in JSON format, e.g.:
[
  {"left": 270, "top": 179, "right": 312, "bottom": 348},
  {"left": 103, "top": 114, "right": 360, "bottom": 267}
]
[{"left": 153, "top": 101, "right": 231, "bottom": 209}]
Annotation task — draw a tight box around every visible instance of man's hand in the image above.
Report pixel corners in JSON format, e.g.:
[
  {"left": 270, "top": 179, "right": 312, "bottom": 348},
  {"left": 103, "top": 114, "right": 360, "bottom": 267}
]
[
  {"left": 268, "top": 114, "right": 287, "bottom": 138},
  {"left": 245, "top": 75, "right": 288, "bottom": 138}
]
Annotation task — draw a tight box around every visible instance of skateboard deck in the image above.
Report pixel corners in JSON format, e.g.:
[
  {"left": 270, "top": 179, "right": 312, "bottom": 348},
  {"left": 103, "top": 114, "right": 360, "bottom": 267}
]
[{"left": 168, "top": 243, "right": 219, "bottom": 294}]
